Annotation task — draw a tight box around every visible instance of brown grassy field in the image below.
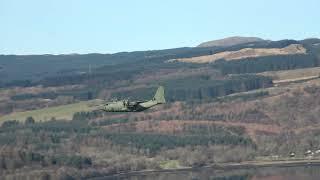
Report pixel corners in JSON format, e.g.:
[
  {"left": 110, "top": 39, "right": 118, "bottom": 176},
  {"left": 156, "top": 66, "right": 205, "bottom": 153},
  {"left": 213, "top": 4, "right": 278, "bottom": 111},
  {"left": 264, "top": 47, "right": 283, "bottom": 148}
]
[
  {"left": 168, "top": 44, "right": 306, "bottom": 63},
  {"left": 260, "top": 67, "right": 320, "bottom": 80}
]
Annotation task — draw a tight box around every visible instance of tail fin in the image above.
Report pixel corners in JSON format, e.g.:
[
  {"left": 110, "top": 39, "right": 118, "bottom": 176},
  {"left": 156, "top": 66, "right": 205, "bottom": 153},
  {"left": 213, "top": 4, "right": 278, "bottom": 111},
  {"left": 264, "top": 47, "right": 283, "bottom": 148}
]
[{"left": 153, "top": 86, "right": 166, "bottom": 104}]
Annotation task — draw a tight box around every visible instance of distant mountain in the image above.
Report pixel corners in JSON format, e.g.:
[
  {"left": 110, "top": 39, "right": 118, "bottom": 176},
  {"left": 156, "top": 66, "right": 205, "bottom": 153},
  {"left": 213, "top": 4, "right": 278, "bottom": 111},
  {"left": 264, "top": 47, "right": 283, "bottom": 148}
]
[
  {"left": 299, "top": 38, "right": 320, "bottom": 46},
  {"left": 197, "top": 36, "right": 265, "bottom": 47}
]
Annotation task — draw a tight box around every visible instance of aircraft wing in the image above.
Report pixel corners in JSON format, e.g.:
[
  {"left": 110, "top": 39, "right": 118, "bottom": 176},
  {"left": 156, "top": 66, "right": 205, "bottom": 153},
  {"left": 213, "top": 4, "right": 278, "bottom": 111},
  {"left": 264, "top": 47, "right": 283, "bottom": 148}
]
[{"left": 127, "top": 100, "right": 145, "bottom": 108}]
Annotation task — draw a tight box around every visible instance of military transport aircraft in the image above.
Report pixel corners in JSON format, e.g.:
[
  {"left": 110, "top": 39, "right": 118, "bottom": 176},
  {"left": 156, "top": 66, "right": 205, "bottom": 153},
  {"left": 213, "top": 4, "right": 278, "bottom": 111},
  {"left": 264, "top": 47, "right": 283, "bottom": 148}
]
[{"left": 96, "top": 86, "right": 165, "bottom": 112}]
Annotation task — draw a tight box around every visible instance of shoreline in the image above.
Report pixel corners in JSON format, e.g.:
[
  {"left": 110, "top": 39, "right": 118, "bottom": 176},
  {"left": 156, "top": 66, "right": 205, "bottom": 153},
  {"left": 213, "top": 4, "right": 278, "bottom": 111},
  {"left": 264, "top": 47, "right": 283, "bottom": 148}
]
[{"left": 90, "top": 159, "right": 320, "bottom": 179}]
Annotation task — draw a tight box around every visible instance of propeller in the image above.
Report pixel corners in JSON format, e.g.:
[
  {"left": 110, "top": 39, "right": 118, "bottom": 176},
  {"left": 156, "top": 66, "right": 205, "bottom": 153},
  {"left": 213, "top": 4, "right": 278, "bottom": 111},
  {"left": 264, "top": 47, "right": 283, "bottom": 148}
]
[{"left": 110, "top": 97, "right": 119, "bottom": 102}]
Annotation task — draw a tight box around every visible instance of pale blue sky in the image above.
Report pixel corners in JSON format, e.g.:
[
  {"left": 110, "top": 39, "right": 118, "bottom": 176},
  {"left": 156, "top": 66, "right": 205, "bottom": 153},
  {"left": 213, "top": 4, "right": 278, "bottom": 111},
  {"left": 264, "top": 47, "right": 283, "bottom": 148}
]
[{"left": 1, "top": 0, "right": 319, "bottom": 55}]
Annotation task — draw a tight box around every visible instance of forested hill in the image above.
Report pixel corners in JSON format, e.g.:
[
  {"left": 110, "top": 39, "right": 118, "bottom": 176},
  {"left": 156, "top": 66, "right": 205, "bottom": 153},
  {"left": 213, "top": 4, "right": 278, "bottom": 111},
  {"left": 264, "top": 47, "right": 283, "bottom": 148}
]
[{"left": 1, "top": 37, "right": 319, "bottom": 83}]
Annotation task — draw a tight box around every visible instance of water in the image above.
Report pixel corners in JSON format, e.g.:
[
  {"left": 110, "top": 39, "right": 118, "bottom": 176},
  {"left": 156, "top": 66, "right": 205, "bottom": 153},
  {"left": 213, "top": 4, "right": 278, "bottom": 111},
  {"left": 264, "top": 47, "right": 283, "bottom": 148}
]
[{"left": 100, "top": 166, "right": 320, "bottom": 180}]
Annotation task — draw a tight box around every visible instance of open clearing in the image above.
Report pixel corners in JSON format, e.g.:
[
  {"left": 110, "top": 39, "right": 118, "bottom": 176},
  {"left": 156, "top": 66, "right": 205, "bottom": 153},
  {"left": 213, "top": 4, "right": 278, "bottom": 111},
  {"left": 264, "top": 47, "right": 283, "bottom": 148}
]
[
  {"left": 260, "top": 67, "right": 320, "bottom": 80},
  {"left": 0, "top": 101, "right": 97, "bottom": 123},
  {"left": 169, "top": 44, "right": 306, "bottom": 63}
]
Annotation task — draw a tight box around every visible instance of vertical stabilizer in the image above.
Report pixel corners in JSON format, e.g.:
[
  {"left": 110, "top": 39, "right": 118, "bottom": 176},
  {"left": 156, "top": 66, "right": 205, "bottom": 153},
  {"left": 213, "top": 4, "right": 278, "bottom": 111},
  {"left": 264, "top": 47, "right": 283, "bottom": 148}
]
[{"left": 153, "top": 86, "right": 166, "bottom": 104}]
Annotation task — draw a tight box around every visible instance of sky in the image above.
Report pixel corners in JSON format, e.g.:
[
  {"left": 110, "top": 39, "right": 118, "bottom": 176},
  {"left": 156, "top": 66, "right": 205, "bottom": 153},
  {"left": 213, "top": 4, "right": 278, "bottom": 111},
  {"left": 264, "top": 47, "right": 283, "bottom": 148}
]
[{"left": 1, "top": 0, "right": 320, "bottom": 55}]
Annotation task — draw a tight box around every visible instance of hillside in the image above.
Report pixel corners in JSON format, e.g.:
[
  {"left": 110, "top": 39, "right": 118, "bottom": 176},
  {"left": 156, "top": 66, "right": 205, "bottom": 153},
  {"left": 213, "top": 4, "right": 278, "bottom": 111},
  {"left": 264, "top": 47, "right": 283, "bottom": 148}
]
[
  {"left": 0, "top": 47, "right": 218, "bottom": 82},
  {"left": 197, "top": 36, "right": 265, "bottom": 47},
  {"left": 1, "top": 37, "right": 320, "bottom": 179}
]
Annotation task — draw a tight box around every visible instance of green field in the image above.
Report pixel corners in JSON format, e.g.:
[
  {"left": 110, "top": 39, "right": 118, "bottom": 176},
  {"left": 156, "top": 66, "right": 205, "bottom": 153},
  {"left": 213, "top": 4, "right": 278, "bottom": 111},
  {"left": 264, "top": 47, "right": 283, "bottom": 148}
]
[
  {"left": 159, "top": 160, "right": 182, "bottom": 169},
  {"left": 0, "top": 101, "right": 98, "bottom": 123}
]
